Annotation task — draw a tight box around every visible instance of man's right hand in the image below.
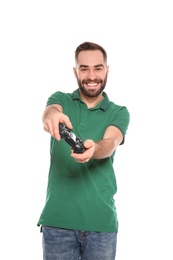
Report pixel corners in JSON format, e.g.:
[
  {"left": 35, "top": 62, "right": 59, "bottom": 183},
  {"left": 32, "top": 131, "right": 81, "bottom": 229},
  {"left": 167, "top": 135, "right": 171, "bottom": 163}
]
[{"left": 42, "top": 104, "right": 72, "bottom": 141}]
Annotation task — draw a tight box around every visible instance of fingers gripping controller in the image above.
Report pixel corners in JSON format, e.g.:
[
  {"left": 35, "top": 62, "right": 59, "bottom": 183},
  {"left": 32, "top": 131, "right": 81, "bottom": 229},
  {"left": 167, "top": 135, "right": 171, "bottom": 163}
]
[{"left": 59, "top": 124, "right": 86, "bottom": 154}]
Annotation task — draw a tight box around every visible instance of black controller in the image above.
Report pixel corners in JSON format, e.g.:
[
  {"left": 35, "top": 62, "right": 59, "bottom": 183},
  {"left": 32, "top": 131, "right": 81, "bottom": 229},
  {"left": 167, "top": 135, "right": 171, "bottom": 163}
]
[{"left": 59, "top": 123, "right": 86, "bottom": 154}]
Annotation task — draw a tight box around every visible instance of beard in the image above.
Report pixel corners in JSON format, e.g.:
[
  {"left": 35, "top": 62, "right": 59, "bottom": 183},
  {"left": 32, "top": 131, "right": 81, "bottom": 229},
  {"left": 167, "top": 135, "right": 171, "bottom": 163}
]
[{"left": 76, "top": 75, "right": 108, "bottom": 98}]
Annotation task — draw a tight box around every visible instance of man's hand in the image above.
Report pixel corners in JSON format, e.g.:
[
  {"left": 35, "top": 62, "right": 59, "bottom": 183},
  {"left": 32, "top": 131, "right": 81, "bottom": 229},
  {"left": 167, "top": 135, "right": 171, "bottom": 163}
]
[
  {"left": 71, "top": 140, "right": 95, "bottom": 163},
  {"left": 43, "top": 104, "right": 72, "bottom": 140},
  {"left": 71, "top": 125, "right": 124, "bottom": 162}
]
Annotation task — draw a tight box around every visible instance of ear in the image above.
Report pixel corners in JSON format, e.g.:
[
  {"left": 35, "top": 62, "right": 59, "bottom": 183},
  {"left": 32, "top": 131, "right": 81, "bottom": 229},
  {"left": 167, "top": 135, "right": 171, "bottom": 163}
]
[{"left": 73, "top": 67, "right": 77, "bottom": 78}]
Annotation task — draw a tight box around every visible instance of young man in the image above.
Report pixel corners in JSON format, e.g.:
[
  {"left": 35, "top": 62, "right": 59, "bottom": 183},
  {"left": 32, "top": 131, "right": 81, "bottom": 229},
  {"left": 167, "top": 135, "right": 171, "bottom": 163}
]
[{"left": 38, "top": 41, "right": 130, "bottom": 260}]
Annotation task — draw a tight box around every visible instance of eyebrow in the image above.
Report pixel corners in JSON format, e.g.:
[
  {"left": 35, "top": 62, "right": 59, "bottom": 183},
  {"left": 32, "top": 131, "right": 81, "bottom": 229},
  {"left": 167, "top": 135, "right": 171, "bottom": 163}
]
[{"left": 79, "top": 64, "right": 105, "bottom": 68}]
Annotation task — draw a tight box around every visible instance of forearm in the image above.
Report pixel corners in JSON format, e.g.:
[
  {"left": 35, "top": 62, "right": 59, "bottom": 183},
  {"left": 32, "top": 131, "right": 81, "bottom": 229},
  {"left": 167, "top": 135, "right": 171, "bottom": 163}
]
[
  {"left": 42, "top": 104, "right": 63, "bottom": 123},
  {"left": 92, "top": 138, "right": 118, "bottom": 159},
  {"left": 71, "top": 126, "right": 123, "bottom": 163},
  {"left": 71, "top": 137, "right": 120, "bottom": 163},
  {"left": 42, "top": 104, "right": 72, "bottom": 140}
]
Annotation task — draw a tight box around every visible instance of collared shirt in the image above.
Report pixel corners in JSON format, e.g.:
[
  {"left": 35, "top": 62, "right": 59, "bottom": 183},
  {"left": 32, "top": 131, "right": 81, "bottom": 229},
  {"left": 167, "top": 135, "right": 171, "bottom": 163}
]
[{"left": 38, "top": 89, "right": 130, "bottom": 232}]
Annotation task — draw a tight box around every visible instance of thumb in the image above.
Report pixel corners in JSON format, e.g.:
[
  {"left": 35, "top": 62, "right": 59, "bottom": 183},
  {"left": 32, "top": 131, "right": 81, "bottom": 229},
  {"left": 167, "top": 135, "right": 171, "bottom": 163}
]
[{"left": 84, "top": 139, "right": 95, "bottom": 149}]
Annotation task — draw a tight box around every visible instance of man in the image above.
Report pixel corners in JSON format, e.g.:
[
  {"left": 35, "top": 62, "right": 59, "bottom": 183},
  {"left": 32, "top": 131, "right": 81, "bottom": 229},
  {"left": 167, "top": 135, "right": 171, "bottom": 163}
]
[{"left": 38, "top": 41, "right": 130, "bottom": 260}]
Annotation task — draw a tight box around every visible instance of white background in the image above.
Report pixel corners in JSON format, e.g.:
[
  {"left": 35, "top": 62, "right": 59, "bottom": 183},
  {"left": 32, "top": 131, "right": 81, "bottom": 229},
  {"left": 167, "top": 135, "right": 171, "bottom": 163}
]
[{"left": 0, "top": 0, "right": 173, "bottom": 259}]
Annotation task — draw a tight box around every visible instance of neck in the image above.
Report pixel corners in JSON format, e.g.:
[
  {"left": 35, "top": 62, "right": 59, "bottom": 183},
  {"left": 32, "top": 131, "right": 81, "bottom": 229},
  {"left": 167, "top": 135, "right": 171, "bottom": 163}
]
[{"left": 79, "top": 91, "right": 104, "bottom": 108}]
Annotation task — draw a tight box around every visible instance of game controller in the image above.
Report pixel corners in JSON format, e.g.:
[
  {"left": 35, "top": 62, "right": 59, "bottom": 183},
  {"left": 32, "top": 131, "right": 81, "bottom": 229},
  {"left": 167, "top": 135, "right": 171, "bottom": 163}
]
[{"left": 59, "top": 123, "right": 86, "bottom": 154}]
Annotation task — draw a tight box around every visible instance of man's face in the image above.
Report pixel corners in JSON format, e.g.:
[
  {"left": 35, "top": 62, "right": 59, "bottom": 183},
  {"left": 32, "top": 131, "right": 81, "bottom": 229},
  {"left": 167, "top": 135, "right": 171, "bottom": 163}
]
[{"left": 73, "top": 50, "right": 109, "bottom": 98}]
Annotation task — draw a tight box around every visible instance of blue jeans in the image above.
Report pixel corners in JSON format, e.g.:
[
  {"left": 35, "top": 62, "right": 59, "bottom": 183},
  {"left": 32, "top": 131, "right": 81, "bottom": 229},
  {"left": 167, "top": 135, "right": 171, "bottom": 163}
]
[{"left": 42, "top": 226, "right": 117, "bottom": 260}]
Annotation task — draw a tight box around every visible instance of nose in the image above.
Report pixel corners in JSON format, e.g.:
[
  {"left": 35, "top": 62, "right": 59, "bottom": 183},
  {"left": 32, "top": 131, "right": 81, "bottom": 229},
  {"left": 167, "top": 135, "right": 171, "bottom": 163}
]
[{"left": 87, "top": 69, "right": 96, "bottom": 80}]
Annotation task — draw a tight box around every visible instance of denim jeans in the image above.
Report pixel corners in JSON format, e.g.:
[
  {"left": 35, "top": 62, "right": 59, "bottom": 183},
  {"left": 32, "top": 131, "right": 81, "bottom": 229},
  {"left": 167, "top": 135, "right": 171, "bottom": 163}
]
[{"left": 42, "top": 226, "right": 117, "bottom": 260}]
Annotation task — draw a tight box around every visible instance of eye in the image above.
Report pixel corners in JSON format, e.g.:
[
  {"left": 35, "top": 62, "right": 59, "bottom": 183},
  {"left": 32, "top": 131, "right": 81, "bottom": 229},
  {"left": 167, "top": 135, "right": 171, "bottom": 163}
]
[
  {"left": 80, "top": 68, "right": 88, "bottom": 72},
  {"left": 95, "top": 67, "right": 102, "bottom": 71}
]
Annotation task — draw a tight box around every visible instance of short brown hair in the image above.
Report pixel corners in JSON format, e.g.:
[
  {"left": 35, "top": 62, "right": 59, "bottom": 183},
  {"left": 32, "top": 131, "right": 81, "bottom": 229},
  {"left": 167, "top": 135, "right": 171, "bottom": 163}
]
[{"left": 75, "top": 42, "right": 107, "bottom": 64}]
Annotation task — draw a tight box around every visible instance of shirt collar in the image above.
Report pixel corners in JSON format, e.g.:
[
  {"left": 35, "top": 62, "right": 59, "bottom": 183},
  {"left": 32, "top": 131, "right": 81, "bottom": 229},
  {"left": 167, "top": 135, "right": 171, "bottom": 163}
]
[{"left": 72, "top": 89, "right": 109, "bottom": 111}]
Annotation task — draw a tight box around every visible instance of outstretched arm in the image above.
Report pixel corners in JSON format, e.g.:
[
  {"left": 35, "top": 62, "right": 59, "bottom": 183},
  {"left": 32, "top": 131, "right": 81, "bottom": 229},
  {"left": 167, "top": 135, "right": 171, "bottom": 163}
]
[
  {"left": 42, "top": 104, "right": 72, "bottom": 141},
  {"left": 71, "top": 125, "right": 123, "bottom": 163}
]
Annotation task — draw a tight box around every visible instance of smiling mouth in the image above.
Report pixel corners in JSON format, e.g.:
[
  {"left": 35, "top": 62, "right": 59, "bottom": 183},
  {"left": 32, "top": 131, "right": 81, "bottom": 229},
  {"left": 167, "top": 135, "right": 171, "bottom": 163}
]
[
  {"left": 83, "top": 79, "right": 101, "bottom": 87},
  {"left": 86, "top": 82, "right": 99, "bottom": 87}
]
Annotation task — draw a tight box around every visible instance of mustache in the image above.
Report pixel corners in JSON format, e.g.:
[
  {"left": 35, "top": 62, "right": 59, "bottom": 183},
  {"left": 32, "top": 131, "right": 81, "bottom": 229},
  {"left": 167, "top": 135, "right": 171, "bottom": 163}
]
[{"left": 82, "top": 79, "right": 102, "bottom": 84}]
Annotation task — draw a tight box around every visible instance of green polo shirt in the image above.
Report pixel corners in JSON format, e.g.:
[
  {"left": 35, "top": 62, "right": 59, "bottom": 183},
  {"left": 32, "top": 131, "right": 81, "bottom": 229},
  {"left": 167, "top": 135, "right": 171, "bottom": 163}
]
[{"left": 38, "top": 89, "right": 130, "bottom": 232}]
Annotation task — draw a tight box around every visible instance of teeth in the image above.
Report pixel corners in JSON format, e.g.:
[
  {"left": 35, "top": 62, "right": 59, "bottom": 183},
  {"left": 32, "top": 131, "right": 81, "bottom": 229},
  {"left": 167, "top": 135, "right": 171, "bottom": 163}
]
[{"left": 87, "top": 83, "right": 97, "bottom": 86}]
